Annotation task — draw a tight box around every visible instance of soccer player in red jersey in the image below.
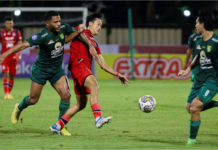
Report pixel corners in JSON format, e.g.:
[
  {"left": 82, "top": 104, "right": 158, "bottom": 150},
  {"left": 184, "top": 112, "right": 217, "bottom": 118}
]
[
  {"left": 1, "top": 16, "right": 22, "bottom": 100},
  {"left": 50, "top": 11, "right": 130, "bottom": 134}
]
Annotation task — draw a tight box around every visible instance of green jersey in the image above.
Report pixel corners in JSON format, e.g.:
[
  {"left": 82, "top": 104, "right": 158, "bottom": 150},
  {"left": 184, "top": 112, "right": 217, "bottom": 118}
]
[
  {"left": 188, "top": 33, "right": 202, "bottom": 60},
  {"left": 195, "top": 33, "right": 218, "bottom": 83},
  {"left": 26, "top": 23, "right": 76, "bottom": 70}
]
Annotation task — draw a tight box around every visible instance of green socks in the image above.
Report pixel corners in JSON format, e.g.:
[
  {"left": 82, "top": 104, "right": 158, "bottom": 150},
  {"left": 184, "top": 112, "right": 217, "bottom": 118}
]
[
  {"left": 201, "top": 100, "right": 218, "bottom": 111},
  {"left": 189, "top": 120, "right": 201, "bottom": 139},
  {"left": 18, "top": 96, "right": 29, "bottom": 111},
  {"left": 58, "top": 100, "right": 70, "bottom": 120}
]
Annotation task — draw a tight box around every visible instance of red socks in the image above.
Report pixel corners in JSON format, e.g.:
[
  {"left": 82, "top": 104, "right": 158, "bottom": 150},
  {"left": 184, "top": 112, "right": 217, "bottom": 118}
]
[
  {"left": 8, "top": 79, "right": 14, "bottom": 94},
  {"left": 91, "top": 103, "right": 101, "bottom": 118},
  {"left": 57, "top": 114, "right": 71, "bottom": 129},
  {"left": 3, "top": 77, "right": 9, "bottom": 95}
]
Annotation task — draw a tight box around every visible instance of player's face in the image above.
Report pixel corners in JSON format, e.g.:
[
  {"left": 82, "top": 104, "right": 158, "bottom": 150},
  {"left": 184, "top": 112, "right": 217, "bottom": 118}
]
[
  {"left": 89, "top": 18, "right": 102, "bottom": 35},
  {"left": 195, "top": 17, "right": 203, "bottom": 34},
  {"left": 4, "top": 20, "right": 14, "bottom": 31},
  {"left": 46, "top": 15, "right": 61, "bottom": 34}
]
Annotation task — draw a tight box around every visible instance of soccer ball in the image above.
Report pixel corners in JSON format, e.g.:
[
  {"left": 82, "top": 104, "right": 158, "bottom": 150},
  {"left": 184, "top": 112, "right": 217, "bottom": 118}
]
[{"left": 138, "top": 95, "right": 156, "bottom": 113}]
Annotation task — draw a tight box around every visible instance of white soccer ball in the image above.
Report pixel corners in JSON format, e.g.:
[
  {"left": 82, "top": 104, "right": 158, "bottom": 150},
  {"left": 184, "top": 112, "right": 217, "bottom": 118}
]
[{"left": 138, "top": 95, "right": 156, "bottom": 113}]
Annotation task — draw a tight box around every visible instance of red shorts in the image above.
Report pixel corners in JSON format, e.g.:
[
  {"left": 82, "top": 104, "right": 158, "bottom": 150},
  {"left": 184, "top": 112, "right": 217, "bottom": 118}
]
[
  {"left": 69, "top": 59, "right": 92, "bottom": 95},
  {"left": 1, "top": 59, "right": 17, "bottom": 75}
]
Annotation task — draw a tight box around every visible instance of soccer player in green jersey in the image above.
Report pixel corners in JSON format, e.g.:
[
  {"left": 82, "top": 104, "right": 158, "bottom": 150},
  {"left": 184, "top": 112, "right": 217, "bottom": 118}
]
[
  {"left": 0, "top": 11, "right": 97, "bottom": 136},
  {"left": 178, "top": 10, "right": 218, "bottom": 146}
]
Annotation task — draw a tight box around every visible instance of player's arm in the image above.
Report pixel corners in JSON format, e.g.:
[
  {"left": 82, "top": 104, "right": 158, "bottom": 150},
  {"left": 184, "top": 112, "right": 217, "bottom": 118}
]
[
  {"left": 94, "top": 54, "right": 131, "bottom": 87},
  {"left": 65, "top": 24, "right": 85, "bottom": 43},
  {"left": 17, "top": 40, "right": 22, "bottom": 61},
  {"left": 184, "top": 48, "right": 193, "bottom": 69},
  {"left": 0, "top": 41, "right": 30, "bottom": 64},
  {"left": 178, "top": 55, "right": 199, "bottom": 77}
]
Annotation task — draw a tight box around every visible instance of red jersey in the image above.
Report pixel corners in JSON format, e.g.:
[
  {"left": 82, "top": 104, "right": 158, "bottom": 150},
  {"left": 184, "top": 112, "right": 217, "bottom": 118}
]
[
  {"left": 70, "top": 26, "right": 101, "bottom": 69},
  {"left": 0, "top": 28, "right": 22, "bottom": 60}
]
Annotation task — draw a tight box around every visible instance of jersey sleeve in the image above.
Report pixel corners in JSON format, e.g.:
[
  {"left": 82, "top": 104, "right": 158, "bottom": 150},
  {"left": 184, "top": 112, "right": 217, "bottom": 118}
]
[
  {"left": 188, "top": 35, "right": 194, "bottom": 49},
  {"left": 75, "top": 26, "right": 79, "bottom": 31},
  {"left": 17, "top": 30, "right": 22, "bottom": 41},
  {"left": 64, "top": 23, "right": 77, "bottom": 35},
  {"left": 96, "top": 43, "right": 101, "bottom": 54},
  {"left": 26, "top": 33, "right": 42, "bottom": 47}
]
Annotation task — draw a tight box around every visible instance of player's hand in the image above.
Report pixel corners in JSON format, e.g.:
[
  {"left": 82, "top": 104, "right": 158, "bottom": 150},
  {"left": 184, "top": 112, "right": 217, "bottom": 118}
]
[
  {"left": 78, "top": 24, "right": 86, "bottom": 33},
  {"left": 118, "top": 73, "right": 131, "bottom": 87},
  {"left": 178, "top": 69, "right": 189, "bottom": 77},
  {"left": 0, "top": 54, "right": 6, "bottom": 64}
]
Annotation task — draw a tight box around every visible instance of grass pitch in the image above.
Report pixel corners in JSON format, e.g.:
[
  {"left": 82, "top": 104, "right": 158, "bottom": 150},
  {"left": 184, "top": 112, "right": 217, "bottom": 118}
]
[{"left": 1, "top": 79, "right": 218, "bottom": 149}]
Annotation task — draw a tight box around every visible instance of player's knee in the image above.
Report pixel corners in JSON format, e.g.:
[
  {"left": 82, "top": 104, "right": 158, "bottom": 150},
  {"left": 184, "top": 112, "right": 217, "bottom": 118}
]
[
  {"left": 61, "top": 91, "right": 71, "bottom": 102},
  {"left": 190, "top": 105, "right": 200, "bottom": 114},
  {"left": 90, "top": 84, "right": 99, "bottom": 93},
  {"left": 186, "top": 103, "right": 191, "bottom": 113},
  {"left": 28, "top": 96, "right": 39, "bottom": 105}
]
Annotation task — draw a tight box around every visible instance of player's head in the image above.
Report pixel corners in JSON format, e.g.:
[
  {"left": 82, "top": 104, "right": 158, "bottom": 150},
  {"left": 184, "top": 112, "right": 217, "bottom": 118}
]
[
  {"left": 45, "top": 11, "right": 61, "bottom": 34},
  {"left": 86, "top": 10, "right": 102, "bottom": 35},
  {"left": 4, "top": 16, "right": 14, "bottom": 31},
  {"left": 195, "top": 9, "right": 215, "bottom": 34}
]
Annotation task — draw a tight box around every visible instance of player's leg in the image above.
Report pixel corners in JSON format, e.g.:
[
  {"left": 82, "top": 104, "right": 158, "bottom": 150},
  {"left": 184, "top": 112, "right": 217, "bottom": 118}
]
[
  {"left": 11, "top": 81, "right": 44, "bottom": 125},
  {"left": 52, "top": 75, "right": 72, "bottom": 135},
  {"left": 8, "top": 59, "right": 18, "bottom": 99},
  {"left": 52, "top": 75, "right": 71, "bottom": 120},
  {"left": 8, "top": 74, "right": 15, "bottom": 99},
  {"left": 186, "top": 83, "right": 199, "bottom": 114},
  {"left": 1, "top": 62, "right": 10, "bottom": 99},
  {"left": 186, "top": 83, "right": 218, "bottom": 146},
  {"left": 186, "top": 97, "right": 204, "bottom": 146},
  {"left": 50, "top": 94, "right": 88, "bottom": 135},
  {"left": 84, "top": 75, "right": 112, "bottom": 128},
  {"left": 2, "top": 72, "right": 10, "bottom": 99},
  {"left": 186, "top": 103, "right": 191, "bottom": 113}
]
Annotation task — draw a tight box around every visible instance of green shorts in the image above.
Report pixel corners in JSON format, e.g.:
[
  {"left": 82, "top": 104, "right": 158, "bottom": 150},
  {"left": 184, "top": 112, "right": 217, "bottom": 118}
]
[
  {"left": 31, "top": 64, "right": 66, "bottom": 85},
  {"left": 191, "top": 66, "right": 200, "bottom": 82},
  {"left": 187, "top": 78, "right": 218, "bottom": 105}
]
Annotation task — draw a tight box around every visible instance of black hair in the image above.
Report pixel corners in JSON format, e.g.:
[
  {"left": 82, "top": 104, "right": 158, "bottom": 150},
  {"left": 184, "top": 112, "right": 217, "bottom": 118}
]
[
  {"left": 4, "top": 16, "right": 13, "bottom": 22},
  {"left": 86, "top": 10, "right": 102, "bottom": 27},
  {"left": 44, "top": 11, "right": 59, "bottom": 21},
  {"left": 198, "top": 9, "right": 215, "bottom": 31}
]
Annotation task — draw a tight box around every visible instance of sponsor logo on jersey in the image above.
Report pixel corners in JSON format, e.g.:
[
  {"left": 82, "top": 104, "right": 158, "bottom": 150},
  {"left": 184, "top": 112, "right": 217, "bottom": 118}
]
[
  {"left": 196, "top": 45, "right": 201, "bottom": 50},
  {"left": 5, "top": 37, "right": 14, "bottom": 41},
  {"left": 60, "top": 33, "right": 64, "bottom": 39},
  {"left": 207, "top": 45, "right": 212, "bottom": 52},
  {"left": 41, "top": 32, "right": 48, "bottom": 38},
  {"left": 48, "top": 40, "right": 54, "bottom": 44},
  {"left": 6, "top": 43, "right": 14, "bottom": 48},
  {"left": 51, "top": 42, "right": 64, "bottom": 58},
  {"left": 60, "top": 25, "right": 65, "bottom": 29},
  {"left": 194, "top": 37, "right": 197, "bottom": 41},
  {"left": 200, "top": 50, "right": 212, "bottom": 67},
  {"left": 200, "top": 51, "right": 206, "bottom": 60},
  {"left": 31, "top": 35, "right": 37, "bottom": 40}
]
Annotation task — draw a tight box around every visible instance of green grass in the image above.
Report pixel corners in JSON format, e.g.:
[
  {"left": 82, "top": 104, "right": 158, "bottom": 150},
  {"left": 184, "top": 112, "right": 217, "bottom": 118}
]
[{"left": 1, "top": 79, "right": 218, "bottom": 149}]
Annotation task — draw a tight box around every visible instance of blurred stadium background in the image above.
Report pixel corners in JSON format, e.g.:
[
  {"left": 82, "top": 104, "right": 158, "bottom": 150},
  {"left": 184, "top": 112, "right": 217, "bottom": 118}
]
[{"left": 0, "top": 0, "right": 218, "bottom": 80}]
